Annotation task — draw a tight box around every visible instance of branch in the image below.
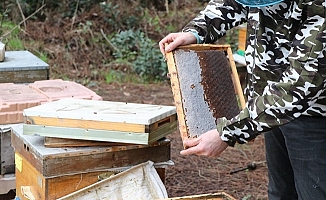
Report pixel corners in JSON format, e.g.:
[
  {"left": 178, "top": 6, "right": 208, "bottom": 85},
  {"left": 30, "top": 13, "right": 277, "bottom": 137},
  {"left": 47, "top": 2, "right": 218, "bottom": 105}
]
[
  {"left": 100, "top": 28, "right": 118, "bottom": 53},
  {"left": 0, "top": 4, "right": 46, "bottom": 40},
  {"left": 16, "top": 0, "right": 26, "bottom": 30},
  {"left": 70, "top": 0, "right": 80, "bottom": 31}
]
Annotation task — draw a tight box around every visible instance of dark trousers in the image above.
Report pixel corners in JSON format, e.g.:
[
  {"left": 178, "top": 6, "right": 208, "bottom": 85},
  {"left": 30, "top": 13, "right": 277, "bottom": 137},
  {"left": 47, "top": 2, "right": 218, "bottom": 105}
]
[{"left": 265, "top": 116, "right": 326, "bottom": 200}]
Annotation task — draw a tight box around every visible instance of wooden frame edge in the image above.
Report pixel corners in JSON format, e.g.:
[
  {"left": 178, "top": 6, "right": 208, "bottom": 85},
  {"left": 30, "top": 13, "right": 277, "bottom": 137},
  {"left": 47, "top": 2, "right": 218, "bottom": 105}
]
[{"left": 165, "top": 50, "right": 188, "bottom": 147}]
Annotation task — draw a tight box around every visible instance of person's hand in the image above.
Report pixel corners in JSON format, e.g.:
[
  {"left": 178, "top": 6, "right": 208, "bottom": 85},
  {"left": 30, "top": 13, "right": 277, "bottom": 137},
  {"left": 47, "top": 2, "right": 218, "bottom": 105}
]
[
  {"left": 158, "top": 32, "right": 197, "bottom": 57},
  {"left": 180, "top": 129, "right": 228, "bottom": 158}
]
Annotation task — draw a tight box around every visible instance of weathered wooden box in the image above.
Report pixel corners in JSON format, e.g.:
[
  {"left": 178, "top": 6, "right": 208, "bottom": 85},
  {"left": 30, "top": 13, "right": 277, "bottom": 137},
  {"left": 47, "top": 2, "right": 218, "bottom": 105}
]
[
  {"left": 0, "top": 51, "right": 49, "bottom": 83},
  {"left": 166, "top": 44, "right": 246, "bottom": 143},
  {"left": 57, "top": 161, "right": 168, "bottom": 200},
  {"left": 11, "top": 124, "right": 171, "bottom": 200},
  {"left": 23, "top": 98, "right": 177, "bottom": 145}
]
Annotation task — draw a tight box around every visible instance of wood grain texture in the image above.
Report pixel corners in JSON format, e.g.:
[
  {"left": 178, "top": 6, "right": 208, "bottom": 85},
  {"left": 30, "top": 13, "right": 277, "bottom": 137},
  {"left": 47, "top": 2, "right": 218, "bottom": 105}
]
[
  {"left": 15, "top": 154, "right": 167, "bottom": 200},
  {"left": 166, "top": 47, "right": 189, "bottom": 144},
  {"left": 15, "top": 152, "right": 45, "bottom": 200},
  {"left": 11, "top": 124, "right": 171, "bottom": 177},
  {"left": 44, "top": 137, "right": 131, "bottom": 147},
  {"left": 15, "top": 152, "right": 115, "bottom": 200},
  {"left": 23, "top": 98, "right": 176, "bottom": 125},
  {"left": 0, "top": 69, "right": 49, "bottom": 83}
]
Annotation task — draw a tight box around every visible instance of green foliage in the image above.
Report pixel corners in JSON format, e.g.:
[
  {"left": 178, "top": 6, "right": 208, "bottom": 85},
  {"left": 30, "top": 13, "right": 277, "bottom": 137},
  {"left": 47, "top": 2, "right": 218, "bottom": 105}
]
[
  {"left": 143, "top": 9, "right": 162, "bottom": 33},
  {"left": 7, "top": 37, "right": 23, "bottom": 49},
  {"left": 242, "top": 194, "right": 252, "bottom": 200},
  {"left": 34, "top": 49, "right": 48, "bottom": 63},
  {"left": 110, "top": 29, "right": 167, "bottom": 82},
  {"left": 1, "top": 0, "right": 236, "bottom": 84},
  {"left": 2, "top": 0, "right": 103, "bottom": 19},
  {"left": 100, "top": 2, "right": 141, "bottom": 31},
  {"left": 0, "top": 21, "right": 24, "bottom": 50},
  {"left": 105, "top": 70, "right": 143, "bottom": 84}
]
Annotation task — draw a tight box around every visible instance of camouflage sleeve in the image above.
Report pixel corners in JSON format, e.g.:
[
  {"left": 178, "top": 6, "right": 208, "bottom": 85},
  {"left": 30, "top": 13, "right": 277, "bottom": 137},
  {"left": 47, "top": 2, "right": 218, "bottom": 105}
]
[
  {"left": 182, "top": 0, "right": 248, "bottom": 43},
  {"left": 218, "top": 1, "right": 326, "bottom": 146}
]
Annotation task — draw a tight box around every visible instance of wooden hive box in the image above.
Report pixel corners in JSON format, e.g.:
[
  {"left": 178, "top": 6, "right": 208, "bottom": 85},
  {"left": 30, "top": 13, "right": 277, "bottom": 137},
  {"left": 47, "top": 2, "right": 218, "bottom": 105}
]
[
  {"left": 11, "top": 124, "right": 171, "bottom": 200},
  {"left": 23, "top": 98, "right": 177, "bottom": 145},
  {"left": 0, "top": 51, "right": 49, "bottom": 83},
  {"left": 166, "top": 44, "right": 246, "bottom": 143},
  {"left": 57, "top": 161, "right": 168, "bottom": 200}
]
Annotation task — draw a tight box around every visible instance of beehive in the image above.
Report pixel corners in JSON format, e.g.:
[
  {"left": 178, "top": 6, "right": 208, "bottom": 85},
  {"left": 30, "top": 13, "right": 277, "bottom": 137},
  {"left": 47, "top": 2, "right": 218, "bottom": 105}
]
[
  {"left": 11, "top": 125, "right": 171, "bottom": 200},
  {"left": 57, "top": 161, "right": 168, "bottom": 200},
  {"left": 23, "top": 98, "right": 177, "bottom": 145},
  {"left": 0, "top": 51, "right": 49, "bottom": 83},
  {"left": 166, "top": 44, "right": 245, "bottom": 143}
]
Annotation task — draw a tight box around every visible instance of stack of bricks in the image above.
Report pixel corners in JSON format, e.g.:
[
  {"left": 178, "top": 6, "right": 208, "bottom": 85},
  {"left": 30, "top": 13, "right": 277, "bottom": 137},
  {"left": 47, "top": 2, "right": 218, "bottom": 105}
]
[
  {"left": 0, "top": 79, "right": 103, "bottom": 178},
  {"left": 0, "top": 79, "right": 102, "bottom": 125}
]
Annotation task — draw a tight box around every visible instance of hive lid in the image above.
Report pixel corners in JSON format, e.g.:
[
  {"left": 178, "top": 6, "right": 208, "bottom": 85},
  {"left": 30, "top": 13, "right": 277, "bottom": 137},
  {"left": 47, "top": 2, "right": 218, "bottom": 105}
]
[
  {"left": 0, "top": 51, "right": 49, "bottom": 71},
  {"left": 23, "top": 98, "right": 176, "bottom": 125}
]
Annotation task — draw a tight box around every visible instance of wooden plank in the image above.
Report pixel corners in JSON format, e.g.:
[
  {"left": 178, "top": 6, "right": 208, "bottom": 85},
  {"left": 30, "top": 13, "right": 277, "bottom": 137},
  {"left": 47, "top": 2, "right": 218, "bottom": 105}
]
[
  {"left": 148, "top": 114, "right": 177, "bottom": 132},
  {"left": 25, "top": 116, "right": 147, "bottom": 133},
  {"left": 166, "top": 44, "right": 246, "bottom": 145},
  {"left": 43, "top": 141, "right": 170, "bottom": 177},
  {"left": 57, "top": 161, "right": 168, "bottom": 200},
  {"left": 0, "top": 69, "right": 48, "bottom": 83},
  {"left": 148, "top": 118, "right": 177, "bottom": 144},
  {"left": 46, "top": 171, "right": 105, "bottom": 200},
  {"left": 0, "top": 42, "right": 4, "bottom": 62},
  {"left": 166, "top": 47, "right": 189, "bottom": 144},
  {"left": 23, "top": 99, "right": 177, "bottom": 144},
  {"left": 11, "top": 124, "right": 171, "bottom": 177},
  {"left": 44, "top": 137, "right": 132, "bottom": 148},
  {"left": 15, "top": 152, "right": 110, "bottom": 200},
  {"left": 15, "top": 152, "right": 46, "bottom": 200},
  {"left": 23, "top": 98, "right": 176, "bottom": 126},
  {"left": 226, "top": 47, "right": 246, "bottom": 109},
  {"left": 27, "top": 113, "right": 177, "bottom": 135},
  {"left": 43, "top": 115, "right": 177, "bottom": 147},
  {"left": 23, "top": 124, "right": 151, "bottom": 145}
]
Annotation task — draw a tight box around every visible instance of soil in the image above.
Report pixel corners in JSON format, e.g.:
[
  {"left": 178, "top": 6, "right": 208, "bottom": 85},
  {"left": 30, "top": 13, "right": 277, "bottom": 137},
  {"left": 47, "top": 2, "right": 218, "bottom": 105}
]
[{"left": 90, "top": 82, "right": 269, "bottom": 200}]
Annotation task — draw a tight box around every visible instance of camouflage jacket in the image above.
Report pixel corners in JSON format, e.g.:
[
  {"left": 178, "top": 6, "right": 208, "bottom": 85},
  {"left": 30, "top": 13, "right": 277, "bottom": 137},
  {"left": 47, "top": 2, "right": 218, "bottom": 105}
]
[{"left": 183, "top": 0, "right": 326, "bottom": 146}]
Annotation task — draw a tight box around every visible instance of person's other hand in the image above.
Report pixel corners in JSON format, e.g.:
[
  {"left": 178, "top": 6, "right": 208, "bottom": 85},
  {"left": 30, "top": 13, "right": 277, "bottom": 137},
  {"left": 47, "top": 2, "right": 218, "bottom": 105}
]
[
  {"left": 158, "top": 32, "right": 196, "bottom": 56},
  {"left": 180, "top": 129, "right": 228, "bottom": 158}
]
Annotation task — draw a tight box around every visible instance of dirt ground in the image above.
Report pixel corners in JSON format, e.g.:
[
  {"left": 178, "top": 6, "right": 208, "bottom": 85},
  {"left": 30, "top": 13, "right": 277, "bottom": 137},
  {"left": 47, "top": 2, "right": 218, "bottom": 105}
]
[{"left": 90, "top": 82, "right": 269, "bottom": 200}]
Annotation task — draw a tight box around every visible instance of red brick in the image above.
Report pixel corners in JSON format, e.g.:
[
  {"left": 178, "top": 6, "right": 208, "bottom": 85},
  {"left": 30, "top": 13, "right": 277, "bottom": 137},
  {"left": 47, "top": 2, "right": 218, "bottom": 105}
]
[{"left": 0, "top": 80, "right": 102, "bottom": 124}]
